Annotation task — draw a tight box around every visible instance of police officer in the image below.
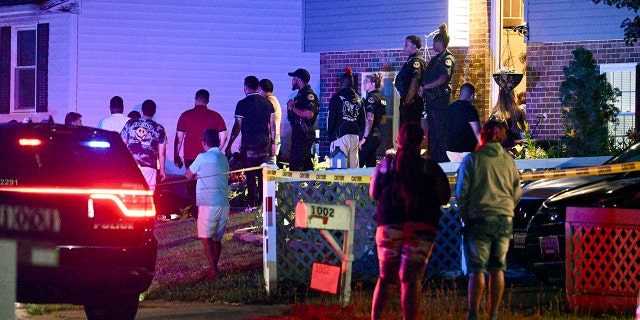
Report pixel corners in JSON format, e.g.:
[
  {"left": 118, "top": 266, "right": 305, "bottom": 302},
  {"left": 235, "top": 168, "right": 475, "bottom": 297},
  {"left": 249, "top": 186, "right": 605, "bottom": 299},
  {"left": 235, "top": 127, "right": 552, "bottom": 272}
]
[
  {"left": 359, "top": 72, "right": 387, "bottom": 168},
  {"left": 422, "top": 23, "right": 456, "bottom": 163},
  {"left": 395, "top": 35, "right": 426, "bottom": 126},
  {"left": 287, "top": 68, "right": 320, "bottom": 171}
]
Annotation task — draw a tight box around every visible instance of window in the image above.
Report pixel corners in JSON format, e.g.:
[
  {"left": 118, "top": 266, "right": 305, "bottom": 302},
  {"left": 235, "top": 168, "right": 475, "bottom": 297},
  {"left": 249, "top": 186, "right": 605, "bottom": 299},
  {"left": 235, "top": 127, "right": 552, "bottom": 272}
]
[
  {"left": 0, "top": 23, "right": 48, "bottom": 114},
  {"left": 15, "top": 28, "right": 36, "bottom": 111},
  {"left": 601, "top": 63, "right": 638, "bottom": 142}
]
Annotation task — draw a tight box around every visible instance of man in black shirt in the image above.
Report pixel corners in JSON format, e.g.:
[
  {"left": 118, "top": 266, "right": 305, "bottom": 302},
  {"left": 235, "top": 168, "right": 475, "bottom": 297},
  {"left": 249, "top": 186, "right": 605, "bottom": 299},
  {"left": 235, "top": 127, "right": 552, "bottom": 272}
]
[
  {"left": 444, "top": 83, "right": 480, "bottom": 162},
  {"left": 226, "top": 76, "right": 275, "bottom": 209}
]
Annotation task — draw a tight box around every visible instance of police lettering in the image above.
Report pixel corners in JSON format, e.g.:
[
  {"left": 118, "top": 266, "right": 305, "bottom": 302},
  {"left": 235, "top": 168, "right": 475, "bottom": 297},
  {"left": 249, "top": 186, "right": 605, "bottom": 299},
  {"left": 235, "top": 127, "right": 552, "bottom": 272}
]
[
  {"left": 93, "top": 223, "right": 134, "bottom": 230},
  {"left": 0, "top": 204, "right": 61, "bottom": 233}
]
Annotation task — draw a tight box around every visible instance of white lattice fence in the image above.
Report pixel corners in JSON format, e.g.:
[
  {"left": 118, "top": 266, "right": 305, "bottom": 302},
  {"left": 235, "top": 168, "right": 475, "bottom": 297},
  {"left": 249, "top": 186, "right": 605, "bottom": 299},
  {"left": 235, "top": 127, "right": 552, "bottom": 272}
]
[{"left": 273, "top": 178, "right": 463, "bottom": 285}]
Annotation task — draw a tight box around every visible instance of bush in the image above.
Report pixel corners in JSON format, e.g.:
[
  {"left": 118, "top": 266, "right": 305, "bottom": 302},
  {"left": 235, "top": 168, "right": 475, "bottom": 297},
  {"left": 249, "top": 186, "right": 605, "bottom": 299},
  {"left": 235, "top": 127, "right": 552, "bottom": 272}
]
[{"left": 559, "top": 47, "right": 621, "bottom": 156}]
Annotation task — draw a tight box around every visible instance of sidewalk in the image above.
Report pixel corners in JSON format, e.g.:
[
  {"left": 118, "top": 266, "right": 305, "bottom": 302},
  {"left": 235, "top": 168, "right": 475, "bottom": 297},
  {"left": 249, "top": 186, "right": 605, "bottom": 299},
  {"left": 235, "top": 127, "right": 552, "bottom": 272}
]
[{"left": 16, "top": 301, "right": 290, "bottom": 320}]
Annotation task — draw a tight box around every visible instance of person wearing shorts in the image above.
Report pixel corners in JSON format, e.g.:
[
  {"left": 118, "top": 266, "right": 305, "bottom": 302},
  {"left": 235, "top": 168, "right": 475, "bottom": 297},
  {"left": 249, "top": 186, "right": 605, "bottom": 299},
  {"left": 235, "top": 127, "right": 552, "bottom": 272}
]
[
  {"left": 369, "top": 122, "right": 451, "bottom": 320},
  {"left": 456, "top": 120, "right": 521, "bottom": 320},
  {"left": 186, "top": 129, "right": 230, "bottom": 280}
]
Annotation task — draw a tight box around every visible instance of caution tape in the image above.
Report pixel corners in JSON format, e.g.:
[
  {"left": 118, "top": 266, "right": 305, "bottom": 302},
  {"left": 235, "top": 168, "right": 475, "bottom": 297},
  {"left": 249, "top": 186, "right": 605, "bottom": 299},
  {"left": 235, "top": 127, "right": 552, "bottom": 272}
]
[
  {"left": 519, "top": 161, "right": 640, "bottom": 181},
  {"left": 264, "top": 169, "right": 370, "bottom": 184},
  {"left": 445, "top": 161, "right": 640, "bottom": 184},
  {"left": 158, "top": 161, "right": 640, "bottom": 187},
  {"left": 155, "top": 166, "right": 265, "bottom": 187}
]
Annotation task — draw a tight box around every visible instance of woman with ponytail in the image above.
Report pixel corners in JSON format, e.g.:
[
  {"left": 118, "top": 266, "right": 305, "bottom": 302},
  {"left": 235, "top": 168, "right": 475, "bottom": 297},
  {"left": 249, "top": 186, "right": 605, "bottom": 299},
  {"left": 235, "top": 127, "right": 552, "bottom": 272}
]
[
  {"left": 370, "top": 122, "right": 451, "bottom": 320},
  {"left": 359, "top": 72, "right": 387, "bottom": 167},
  {"left": 422, "top": 23, "right": 456, "bottom": 163}
]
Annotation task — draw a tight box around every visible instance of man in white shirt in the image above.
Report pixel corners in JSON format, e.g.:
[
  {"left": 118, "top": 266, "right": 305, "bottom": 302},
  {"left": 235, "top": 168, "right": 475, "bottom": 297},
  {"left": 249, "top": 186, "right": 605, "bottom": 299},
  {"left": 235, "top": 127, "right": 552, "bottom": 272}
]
[
  {"left": 259, "top": 79, "right": 282, "bottom": 164},
  {"left": 98, "top": 96, "right": 130, "bottom": 132}
]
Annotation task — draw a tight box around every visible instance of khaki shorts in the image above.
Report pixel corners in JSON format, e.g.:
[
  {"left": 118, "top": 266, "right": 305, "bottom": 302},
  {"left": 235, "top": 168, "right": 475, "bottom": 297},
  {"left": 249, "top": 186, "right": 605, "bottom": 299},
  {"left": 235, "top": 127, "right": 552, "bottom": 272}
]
[{"left": 197, "top": 206, "right": 230, "bottom": 240}]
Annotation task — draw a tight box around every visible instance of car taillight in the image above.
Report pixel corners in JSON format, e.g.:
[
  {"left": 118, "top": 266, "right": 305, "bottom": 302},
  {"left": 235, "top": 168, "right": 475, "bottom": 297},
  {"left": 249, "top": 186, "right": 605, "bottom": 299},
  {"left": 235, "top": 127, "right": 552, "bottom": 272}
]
[
  {"left": 0, "top": 187, "right": 156, "bottom": 217},
  {"left": 90, "top": 192, "right": 156, "bottom": 217}
]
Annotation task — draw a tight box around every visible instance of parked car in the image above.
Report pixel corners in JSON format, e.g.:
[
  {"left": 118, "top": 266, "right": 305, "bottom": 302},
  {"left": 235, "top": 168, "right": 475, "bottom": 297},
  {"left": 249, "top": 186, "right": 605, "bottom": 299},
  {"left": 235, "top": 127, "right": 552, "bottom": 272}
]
[
  {"left": 524, "top": 170, "right": 640, "bottom": 282},
  {"left": 154, "top": 173, "right": 194, "bottom": 220},
  {"left": 0, "top": 123, "right": 157, "bottom": 320},
  {"left": 509, "top": 141, "right": 640, "bottom": 266}
]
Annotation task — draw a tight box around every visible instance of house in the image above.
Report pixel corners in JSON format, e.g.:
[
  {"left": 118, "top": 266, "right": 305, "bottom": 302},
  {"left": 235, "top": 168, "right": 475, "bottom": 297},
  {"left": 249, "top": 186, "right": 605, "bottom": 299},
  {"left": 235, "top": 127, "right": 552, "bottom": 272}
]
[
  {"left": 306, "top": 0, "right": 638, "bottom": 155},
  {"left": 1, "top": 0, "right": 637, "bottom": 165},
  {"left": 0, "top": 0, "right": 319, "bottom": 174}
]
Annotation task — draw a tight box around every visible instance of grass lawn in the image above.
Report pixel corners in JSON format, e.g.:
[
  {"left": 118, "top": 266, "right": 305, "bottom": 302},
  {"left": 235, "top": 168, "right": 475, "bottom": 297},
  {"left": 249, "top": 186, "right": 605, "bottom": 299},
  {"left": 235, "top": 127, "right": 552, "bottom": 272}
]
[{"left": 145, "top": 211, "right": 634, "bottom": 320}]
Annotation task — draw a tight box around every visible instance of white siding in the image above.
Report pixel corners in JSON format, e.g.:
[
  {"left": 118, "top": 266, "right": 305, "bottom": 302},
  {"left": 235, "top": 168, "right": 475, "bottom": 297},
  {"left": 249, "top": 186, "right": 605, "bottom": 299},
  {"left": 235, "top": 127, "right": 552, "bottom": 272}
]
[
  {"left": 47, "top": 14, "right": 76, "bottom": 121},
  {"left": 75, "top": 0, "right": 319, "bottom": 156},
  {"left": 526, "top": 0, "right": 634, "bottom": 43},
  {"left": 304, "top": 0, "right": 448, "bottom": 52}
]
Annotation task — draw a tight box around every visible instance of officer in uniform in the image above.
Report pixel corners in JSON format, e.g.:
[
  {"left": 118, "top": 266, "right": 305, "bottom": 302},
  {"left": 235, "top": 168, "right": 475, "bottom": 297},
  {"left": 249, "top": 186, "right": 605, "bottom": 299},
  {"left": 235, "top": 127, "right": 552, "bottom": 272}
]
[
  {"left": 395, "top": 35, "right": 426, "bottom": 126},
  {"left": 422, "top": 23, "right": 455, "bottom": 163},
  {"left": 287, "top": 68, "right": 320, "bottom": 171},
  {"left": 359, "top": 72, "right": 387, "bottom": 168}
]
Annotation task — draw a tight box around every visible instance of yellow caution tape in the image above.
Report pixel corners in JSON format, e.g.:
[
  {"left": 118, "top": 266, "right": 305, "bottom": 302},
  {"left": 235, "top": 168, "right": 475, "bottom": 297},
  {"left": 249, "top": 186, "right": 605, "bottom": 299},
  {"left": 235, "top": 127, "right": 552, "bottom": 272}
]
[
  {"left": 160, "top": 161, "right": 640, "bottom": 187},
  {"left": 264, "top": 169, "right": 370, "bottom": 184},
  {"left": 519, "top": 161, "right": 640, "bottom": 181}
]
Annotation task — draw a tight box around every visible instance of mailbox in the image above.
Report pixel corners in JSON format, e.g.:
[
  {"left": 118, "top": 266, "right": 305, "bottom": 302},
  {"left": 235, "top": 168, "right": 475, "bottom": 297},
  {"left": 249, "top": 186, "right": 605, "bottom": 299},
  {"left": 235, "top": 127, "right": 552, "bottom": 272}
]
[
  {"left": 293, "top": 200, "right": 356, "bottom": 306},
  {"left": 295, "top": 202, "right": 351, "bottom": 230}
]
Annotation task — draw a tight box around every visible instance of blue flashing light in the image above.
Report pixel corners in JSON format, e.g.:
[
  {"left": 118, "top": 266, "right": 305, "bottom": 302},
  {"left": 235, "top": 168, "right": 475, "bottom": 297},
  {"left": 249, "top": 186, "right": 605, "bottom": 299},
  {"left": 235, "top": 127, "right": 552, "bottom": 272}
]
[{"left": 85, "top": 141, "right": 110, "bottom": 148}]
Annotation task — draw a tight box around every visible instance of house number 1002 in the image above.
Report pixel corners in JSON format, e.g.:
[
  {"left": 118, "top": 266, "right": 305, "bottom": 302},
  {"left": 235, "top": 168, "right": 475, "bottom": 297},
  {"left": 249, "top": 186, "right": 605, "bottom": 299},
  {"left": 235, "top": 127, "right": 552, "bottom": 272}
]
[{"left": 310, "top": 205, "right": 334, "bottom": 217}]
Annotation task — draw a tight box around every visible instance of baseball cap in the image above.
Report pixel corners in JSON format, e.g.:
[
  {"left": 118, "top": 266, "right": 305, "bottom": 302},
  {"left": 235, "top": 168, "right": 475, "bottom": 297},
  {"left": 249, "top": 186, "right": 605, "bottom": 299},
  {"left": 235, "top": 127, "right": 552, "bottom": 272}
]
[{"left": 288, "top": 68, "right": 310, "bottom": 83}]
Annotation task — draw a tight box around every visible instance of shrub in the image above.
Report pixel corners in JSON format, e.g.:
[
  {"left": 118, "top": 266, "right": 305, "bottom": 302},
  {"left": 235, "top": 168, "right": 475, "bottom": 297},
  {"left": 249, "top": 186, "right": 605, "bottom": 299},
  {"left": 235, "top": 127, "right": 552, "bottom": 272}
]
[{"left": 559, "top": 47, "right": 621, "bottom": 156}]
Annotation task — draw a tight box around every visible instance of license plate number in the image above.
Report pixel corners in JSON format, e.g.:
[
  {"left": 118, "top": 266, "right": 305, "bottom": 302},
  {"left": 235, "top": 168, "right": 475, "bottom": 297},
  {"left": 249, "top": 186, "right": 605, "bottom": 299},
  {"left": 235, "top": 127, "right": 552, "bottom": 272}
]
[
  {"left": 539, "top": 236, "right": 559, "bottom": 254},
  {"left": 513, "top": 232, "right": 526, "bottom": 249}
]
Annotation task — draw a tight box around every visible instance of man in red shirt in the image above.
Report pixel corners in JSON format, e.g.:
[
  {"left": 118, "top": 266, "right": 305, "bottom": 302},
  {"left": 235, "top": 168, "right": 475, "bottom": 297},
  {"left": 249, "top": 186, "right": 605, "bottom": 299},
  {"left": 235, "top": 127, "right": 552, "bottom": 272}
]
[{"left": 174, "top": 89, "right": 228, "bottom": 218}]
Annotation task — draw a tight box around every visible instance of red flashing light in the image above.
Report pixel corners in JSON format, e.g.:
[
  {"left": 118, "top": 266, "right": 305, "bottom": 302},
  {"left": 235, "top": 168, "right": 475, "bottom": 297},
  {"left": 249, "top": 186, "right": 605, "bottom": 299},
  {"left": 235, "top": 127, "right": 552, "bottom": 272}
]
[{"left": 19, "top": 138, "right": 42, "bottom": 146}]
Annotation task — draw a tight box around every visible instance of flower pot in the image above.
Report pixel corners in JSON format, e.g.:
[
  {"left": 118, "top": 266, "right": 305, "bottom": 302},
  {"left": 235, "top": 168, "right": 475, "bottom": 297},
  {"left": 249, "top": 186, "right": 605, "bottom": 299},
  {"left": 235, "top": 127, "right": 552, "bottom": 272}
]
[{"left": 493, "top": 73, "right": 523, "bottom": 91}]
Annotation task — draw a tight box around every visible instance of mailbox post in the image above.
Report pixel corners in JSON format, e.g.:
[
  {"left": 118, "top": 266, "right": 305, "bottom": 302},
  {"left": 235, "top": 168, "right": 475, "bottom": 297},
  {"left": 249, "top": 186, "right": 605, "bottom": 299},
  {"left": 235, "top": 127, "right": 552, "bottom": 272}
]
[
  {"left": 295, "top": 200, "right": 356, "bottom": 306},
  {"left": 0, "top": 239, "right": 16, "bottom": 320}
]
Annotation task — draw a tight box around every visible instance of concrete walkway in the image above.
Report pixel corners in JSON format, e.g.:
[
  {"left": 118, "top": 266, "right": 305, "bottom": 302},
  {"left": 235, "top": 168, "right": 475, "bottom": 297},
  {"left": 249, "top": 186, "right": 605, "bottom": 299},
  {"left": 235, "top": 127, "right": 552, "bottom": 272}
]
[{"left": 16, "top": 301, "right": 290, "bottom": 320}]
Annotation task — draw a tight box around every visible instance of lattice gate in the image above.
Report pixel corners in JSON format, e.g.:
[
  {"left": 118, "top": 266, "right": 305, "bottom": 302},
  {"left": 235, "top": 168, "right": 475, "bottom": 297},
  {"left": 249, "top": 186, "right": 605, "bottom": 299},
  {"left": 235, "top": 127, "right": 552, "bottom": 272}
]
[
  {"left": 565, "top": 206, "right": 640, "bottom": 311},
  {"left": 272, "top": 177, "right": 463, "bottom": 286}
]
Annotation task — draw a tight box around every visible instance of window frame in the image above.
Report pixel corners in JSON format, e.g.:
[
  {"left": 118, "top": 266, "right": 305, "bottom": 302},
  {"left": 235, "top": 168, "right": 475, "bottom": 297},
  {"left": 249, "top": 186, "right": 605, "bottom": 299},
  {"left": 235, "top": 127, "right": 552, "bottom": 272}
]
[
  {"left": 0, "top": 23, "right": 48, "bottom": 115},
  {"left": 600, "top": 62, "right": 638, "bottom": 141},
  {"left": 12, "top": 25, "right": 37, "bottom": 113}
]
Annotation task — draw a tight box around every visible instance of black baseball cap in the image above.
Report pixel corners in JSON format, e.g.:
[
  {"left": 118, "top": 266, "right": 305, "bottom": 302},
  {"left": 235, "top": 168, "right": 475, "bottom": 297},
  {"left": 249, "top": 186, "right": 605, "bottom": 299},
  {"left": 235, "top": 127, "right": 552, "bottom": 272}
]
[{"left": 288, "top": 68, "right": 310, "bottom": 83}]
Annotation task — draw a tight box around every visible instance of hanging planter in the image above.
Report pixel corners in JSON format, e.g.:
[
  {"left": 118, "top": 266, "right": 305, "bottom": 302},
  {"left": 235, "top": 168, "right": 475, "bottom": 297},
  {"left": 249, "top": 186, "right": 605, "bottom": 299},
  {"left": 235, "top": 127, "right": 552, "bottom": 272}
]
[{"left": 493, "top": 72, "right": 523, "bottom": 92}]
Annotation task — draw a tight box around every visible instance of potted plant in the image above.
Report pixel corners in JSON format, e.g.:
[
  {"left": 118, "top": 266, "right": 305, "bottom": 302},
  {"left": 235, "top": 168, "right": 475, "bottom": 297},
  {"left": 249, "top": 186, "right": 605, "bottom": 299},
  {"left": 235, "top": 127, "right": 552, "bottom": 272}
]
[{"left": 493, "top": 66, "right": 523, "bottom": 92}]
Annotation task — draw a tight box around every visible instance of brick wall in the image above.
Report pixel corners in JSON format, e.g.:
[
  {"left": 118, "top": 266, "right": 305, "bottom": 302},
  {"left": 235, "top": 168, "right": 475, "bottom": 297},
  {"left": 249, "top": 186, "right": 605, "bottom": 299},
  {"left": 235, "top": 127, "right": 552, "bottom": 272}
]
[
  {"left": 317, "top": 4, "right": 639, "bottom": 157},
  {"left": 317, "top": 0, "right": 492, "bottom": 157},
  {"left": 526, "top": 40, "right": 640, "bottom": 141}
]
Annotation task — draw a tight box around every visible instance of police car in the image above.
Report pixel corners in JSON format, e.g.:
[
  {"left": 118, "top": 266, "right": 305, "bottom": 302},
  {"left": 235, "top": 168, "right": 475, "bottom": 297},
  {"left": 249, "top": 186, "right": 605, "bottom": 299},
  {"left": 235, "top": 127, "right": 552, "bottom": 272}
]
[{"left": 0, "top": 123, "right": 157, "bottom": 320}]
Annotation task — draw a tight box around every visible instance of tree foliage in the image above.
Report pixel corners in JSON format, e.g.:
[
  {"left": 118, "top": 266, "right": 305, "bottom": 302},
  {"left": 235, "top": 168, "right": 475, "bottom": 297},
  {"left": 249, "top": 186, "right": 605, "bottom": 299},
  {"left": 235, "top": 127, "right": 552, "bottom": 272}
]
[
  {"left": 592, "top": 0, "right": 640, "bottom": 45},
  {"left": 559, "top": 47, "right": 621, "bottom": 156}
]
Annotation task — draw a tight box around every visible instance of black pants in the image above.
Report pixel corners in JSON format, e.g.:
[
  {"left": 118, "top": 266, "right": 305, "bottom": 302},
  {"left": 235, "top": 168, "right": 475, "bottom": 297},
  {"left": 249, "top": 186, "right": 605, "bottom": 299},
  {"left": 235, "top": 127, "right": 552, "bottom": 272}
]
[
  {"left": 359, "top": 135, "right": 380, "bottom": 167},
  {"left": 289, "top": 130, "right": 315, "bottom": 171},
  {"left": 400, "top": 96, "right": 424, "bottom": 127},
  {"left": 185, "top": 159, "right": 198, "bottom": 219},
  {"left": 425, "top": 95, "right": 451, "bottom": 163},
  {"left": 241, "top": 148, "right": 268, "bottom": 208}
]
